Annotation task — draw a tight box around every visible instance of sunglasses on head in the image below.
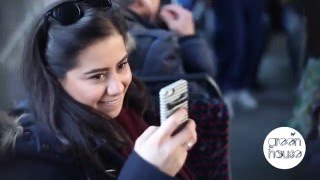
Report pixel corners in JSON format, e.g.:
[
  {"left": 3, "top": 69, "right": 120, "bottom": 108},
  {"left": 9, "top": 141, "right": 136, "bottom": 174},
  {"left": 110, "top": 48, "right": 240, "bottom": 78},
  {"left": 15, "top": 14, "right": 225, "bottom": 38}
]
[{"left": 45, "top": 0, "right": 112, "bottom": 26}]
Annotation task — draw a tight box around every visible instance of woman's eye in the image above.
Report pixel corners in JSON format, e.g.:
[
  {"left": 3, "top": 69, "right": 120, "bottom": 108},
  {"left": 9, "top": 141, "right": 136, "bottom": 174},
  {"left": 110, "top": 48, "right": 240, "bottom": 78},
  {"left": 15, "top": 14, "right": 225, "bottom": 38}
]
[
  {"left": 91, "top": 74, "right": 106, "bottom": 80},
  {"left": 118, "top": 62, "right": 128, "bottom": 70}
]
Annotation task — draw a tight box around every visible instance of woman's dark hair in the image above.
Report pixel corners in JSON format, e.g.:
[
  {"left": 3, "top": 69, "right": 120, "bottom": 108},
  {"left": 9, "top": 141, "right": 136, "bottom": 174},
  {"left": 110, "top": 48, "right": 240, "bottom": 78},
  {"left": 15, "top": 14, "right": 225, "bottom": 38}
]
[{"left": 22, "top": 2, "right": 149, "bottom": 178}]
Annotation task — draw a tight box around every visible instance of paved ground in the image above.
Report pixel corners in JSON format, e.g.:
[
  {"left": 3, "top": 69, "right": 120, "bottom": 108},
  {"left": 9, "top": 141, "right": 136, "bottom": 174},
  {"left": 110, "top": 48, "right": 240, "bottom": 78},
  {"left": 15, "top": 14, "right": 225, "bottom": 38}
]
[{"left": 229, "top": 34, "right": 307, "bottom": 180}]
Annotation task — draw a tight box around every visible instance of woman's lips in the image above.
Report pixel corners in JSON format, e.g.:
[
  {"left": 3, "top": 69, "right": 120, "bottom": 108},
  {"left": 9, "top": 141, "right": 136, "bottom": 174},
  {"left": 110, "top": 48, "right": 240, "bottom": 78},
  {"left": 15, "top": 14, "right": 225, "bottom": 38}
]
[{"left": 99, "top": 96, "right": 121, "bottom": 105}]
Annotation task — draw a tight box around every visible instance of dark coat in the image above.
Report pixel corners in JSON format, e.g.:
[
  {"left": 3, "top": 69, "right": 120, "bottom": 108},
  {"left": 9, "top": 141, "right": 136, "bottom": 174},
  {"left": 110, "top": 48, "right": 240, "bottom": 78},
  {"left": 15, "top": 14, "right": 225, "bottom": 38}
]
[{"left": 0, "top": 113, "right": 174, "bottom": 180}]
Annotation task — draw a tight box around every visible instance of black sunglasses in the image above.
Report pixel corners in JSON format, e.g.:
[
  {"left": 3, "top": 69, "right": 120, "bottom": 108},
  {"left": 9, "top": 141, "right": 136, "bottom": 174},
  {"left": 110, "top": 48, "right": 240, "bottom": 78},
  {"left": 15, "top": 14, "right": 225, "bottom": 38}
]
[{"left": 45, "top": 0, "right": 112, "bottom": 26}]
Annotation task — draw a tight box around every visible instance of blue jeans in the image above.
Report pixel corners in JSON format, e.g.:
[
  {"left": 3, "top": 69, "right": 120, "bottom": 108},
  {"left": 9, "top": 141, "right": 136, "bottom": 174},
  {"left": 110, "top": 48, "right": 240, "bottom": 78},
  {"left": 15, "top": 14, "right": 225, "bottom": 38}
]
[{"left": 214, "top": 0, "right": 266, "bottom": 91}]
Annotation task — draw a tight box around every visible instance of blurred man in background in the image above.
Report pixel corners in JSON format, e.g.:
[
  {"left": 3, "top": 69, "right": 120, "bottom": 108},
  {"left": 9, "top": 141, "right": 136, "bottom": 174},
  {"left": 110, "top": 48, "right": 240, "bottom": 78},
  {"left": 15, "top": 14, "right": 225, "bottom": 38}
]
[
  {"left": 117, "top": 0, "right": 216, "bottom": 82},
  {"left": 214, "top": 0, "right": 266, "bottom": 114}
]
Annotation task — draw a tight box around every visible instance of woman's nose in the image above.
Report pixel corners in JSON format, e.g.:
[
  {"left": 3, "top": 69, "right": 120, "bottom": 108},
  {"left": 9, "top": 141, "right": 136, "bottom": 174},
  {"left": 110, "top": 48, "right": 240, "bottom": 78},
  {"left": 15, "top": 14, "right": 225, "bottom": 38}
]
[{"left": 107, "top": 74, "right": 124, "bottom": 96}]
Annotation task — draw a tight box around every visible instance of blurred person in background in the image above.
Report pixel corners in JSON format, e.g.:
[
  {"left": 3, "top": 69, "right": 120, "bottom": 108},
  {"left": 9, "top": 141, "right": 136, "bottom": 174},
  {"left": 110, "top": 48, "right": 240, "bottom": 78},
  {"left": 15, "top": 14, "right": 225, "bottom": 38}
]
[
  {"left": 281, "top": 0, "right": 306, "bottom": 81},
  {"left": 297, "top": 2, "right": 320, "bottom": 178},
  {"left": 250, "top": 0, "right": 306, "bottom": 91},
  {"left": 117, "top": 0, "right": 216, "bottom": 84},
  {"left": 0, "top": 1, "right": 197, "bottom": 179},
  {"left": 214, "top": 0, "right": 266, "bottom": 115},
  {"left": 288, "top": 0, "right": 320, "bottom": 137}
]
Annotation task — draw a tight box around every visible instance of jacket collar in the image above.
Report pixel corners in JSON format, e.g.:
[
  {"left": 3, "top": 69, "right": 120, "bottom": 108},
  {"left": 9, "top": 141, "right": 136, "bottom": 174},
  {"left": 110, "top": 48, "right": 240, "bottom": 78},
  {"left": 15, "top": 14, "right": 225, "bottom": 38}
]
[{"left": 124, "top": 9, "right": 156, "bottom": 29}]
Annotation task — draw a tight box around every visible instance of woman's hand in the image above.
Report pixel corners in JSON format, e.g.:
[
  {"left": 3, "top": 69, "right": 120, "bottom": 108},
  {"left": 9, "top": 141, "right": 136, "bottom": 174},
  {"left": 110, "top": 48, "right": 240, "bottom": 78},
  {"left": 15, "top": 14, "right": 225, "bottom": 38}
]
[{"left": 134, "top": 109, "right": 197, "bottom": 176}]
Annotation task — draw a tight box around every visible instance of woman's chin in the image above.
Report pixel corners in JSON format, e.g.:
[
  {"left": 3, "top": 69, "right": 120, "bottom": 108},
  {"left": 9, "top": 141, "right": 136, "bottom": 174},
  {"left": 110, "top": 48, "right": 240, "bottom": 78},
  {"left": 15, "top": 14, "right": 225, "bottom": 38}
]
[{"left": 98, "top": 102, "right": 123, "bottom": 118}]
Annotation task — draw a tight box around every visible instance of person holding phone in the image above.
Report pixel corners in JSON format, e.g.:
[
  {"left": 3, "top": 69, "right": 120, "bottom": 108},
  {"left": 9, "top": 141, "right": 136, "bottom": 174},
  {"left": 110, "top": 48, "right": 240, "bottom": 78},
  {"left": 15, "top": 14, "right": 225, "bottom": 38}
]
[{"left": 0, "top": 1, "right": 197, "bottom": 179}]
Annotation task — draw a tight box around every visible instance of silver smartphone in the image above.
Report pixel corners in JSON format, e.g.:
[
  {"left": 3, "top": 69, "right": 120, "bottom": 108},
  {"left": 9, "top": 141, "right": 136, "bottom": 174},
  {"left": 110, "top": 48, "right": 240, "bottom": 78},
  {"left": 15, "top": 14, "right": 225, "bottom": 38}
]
[{"left": 159, "top": 79, "right": 189, "bottom": 125}]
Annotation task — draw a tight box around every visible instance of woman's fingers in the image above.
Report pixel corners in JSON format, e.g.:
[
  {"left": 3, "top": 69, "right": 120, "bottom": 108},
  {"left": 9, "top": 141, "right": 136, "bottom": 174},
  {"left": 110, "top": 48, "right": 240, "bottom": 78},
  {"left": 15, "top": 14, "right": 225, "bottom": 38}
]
[
  {"left": 155, "top": 108, "right": 188, "bottom": 138},
  {"left": 133, "top": 114, "right": 196, "bottom": 177},
  {"left": 135, "top": 126, "right": 158, "bottom": 146},
  {"left": 168, "top": 119, "right": 197, "bottom": 150}
]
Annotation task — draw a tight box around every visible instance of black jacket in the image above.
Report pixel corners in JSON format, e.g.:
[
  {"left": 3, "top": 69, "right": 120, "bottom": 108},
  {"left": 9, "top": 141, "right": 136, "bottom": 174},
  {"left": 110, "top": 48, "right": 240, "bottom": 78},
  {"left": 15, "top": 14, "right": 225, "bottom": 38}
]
[
  {"left": 124, "top": 9, "right": 215, "bottom": 98},
  {"left": 0, "top": 113, "right": 174, "bottom": 180}
]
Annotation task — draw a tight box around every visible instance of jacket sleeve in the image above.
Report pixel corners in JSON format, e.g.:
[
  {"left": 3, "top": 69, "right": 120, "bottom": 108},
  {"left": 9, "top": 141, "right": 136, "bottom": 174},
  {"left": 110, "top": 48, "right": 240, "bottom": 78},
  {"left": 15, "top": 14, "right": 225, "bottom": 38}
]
[
  {"left": 119, "top": 151, "right": 176, "bottom": 180},
  {"left": 0, "top": 158, "right": 82, "bottom": 180},
  {"left": 178, "top": 35, "right": 216, "bottom": 78},
  {"left": 140, "top": 30, "right": 186, "bottom": 76}
]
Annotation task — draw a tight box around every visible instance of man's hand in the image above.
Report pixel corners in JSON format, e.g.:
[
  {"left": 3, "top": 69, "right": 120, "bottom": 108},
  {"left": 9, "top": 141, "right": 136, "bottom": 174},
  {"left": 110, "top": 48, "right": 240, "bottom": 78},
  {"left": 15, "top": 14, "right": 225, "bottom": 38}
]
[{"left": 160, "top": 4, "right": 195, "bottom": 36}]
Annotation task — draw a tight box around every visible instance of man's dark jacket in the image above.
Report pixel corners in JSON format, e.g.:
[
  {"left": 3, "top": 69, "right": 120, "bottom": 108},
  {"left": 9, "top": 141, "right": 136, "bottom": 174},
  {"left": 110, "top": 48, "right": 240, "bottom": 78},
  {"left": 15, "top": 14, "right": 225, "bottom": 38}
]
[{"left": 124, "top": 9, "right": 216, "bottom": 79}]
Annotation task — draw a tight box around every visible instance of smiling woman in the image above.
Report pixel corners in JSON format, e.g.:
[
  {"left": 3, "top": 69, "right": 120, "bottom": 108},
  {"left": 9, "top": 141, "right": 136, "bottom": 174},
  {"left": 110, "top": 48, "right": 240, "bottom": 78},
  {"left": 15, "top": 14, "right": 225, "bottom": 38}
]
[
  {"left": 0, "top": 1, "right": 197, "bottom": 180},
  {"left": 60, "top": 35, "right": 132, "bottom": 118}
]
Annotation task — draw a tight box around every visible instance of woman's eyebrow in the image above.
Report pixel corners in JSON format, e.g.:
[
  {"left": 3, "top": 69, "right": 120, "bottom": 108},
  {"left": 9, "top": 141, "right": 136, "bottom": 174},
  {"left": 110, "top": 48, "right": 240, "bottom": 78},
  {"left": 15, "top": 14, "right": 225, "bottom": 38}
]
[
  {"left": 84, "top": 54, "right": 128, "bottom": 75},
  {"left": 117, "top": 54, "right": 129, "bottom": 65}
]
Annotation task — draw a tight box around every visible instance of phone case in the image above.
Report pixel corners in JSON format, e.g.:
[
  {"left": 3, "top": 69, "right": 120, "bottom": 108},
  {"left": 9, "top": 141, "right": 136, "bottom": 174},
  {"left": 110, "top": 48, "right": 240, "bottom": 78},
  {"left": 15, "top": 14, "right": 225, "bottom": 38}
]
[{"left": 159, "top": 79, "right": 188, "bottom": 124}]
